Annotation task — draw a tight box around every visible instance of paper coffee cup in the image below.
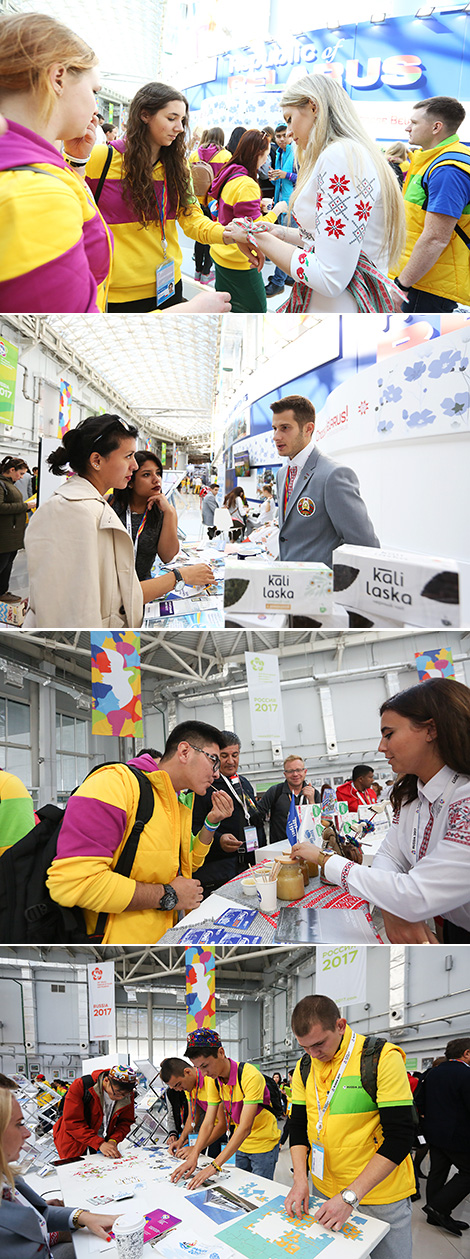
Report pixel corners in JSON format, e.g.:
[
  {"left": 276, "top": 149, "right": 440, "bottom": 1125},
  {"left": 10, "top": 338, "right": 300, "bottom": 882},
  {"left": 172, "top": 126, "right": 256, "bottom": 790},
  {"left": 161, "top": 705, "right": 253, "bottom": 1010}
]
[
  {"left": 256, "top": 879, "right": 277, "bottom": 913},
  {"left": 114, "top": 1210, "right": 145, "bottom": 1259}
]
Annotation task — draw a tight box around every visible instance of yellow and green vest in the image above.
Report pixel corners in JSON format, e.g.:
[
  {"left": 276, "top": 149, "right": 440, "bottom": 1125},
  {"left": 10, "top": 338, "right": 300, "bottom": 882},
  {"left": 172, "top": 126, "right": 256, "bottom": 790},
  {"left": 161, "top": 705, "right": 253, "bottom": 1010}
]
[{"left": 398, "top": 134, "right": 470, "bottom": 303}]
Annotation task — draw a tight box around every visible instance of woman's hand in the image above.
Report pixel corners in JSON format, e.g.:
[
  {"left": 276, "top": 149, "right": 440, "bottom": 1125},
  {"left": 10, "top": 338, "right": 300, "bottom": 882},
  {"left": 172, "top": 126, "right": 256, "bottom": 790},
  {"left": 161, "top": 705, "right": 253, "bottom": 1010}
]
[
  {"left": 147, "top": 489, "right": 176, "bottom": 517},
  {"left": 179, "top": 563, "right": 216, "bottom": 588},
  {"left": 222, "top": 224, "right": 266, "bottom": 271},
  {"left": 64, "top": 113, "right": 98, "bottom": 161},
  {"left": 291, "top": 842, "right": 322, "bottom": 864},
  {"left": 77, "top": 1212, "right": 121, "bottom": 1240},
  {"left": 185, "top": 291, "right": 232, "bottom": 312}
]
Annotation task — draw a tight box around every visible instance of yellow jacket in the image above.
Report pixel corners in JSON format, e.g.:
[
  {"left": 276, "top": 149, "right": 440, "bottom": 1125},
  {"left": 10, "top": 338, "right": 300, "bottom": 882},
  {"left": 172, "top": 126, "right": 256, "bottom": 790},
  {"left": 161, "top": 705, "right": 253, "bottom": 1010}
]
[
  {"left": 398, "top": 135, "right": 470, "bottom": 303},
  {"left": 46, "top": 761, "right": 210, "bottom": 944}
]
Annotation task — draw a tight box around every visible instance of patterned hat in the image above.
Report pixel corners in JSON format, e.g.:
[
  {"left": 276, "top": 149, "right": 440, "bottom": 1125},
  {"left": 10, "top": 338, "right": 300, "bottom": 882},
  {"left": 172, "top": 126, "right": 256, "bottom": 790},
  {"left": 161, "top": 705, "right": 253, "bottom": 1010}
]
[
  {"left": 108, "top": 1064, "right": 137, "bottom": 1087},
  {"left": 186, "top": 1029, "right": 222, "bottom": 1052}
]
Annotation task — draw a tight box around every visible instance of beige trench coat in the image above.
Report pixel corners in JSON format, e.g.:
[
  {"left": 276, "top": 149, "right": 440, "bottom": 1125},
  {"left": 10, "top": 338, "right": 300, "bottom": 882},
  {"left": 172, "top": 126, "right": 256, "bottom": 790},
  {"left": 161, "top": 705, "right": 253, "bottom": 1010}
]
[{"left": 24, "top": 476, "right": 144, "bottom": 628}]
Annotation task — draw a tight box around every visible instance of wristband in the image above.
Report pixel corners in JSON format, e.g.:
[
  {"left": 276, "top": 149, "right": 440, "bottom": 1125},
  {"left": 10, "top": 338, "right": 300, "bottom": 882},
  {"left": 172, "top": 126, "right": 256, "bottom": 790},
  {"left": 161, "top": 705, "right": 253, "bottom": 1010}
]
[
  {"left": 203, "top": 818, "right": 219, "bottom": 831},
  {"left": 63, "top": 153, "right": 88, "bottom": 168},
  {"left": 393, "top": 275, "right": 410, "bottom": 292},
  {"left": 211, "top": 1161, "right": 221, "bottom": 1173}
]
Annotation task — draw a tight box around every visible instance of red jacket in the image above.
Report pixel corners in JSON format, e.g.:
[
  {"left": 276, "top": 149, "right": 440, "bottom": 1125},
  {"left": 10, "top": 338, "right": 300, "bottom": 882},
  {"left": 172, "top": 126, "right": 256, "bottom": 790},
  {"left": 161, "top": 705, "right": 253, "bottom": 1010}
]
[
  {"left": 53, "top": 1069, "right": 134, "bottom": 1158},
  {"left": 335, "top": 782, "right": 377, "bottom": 814}
]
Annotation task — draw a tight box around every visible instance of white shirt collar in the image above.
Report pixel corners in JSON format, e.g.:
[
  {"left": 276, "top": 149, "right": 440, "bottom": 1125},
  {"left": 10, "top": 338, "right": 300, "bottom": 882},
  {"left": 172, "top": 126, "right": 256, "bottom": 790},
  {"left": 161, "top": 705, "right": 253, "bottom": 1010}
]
[
  {"left": 417, "top": 765, "right": 455, "bottom": 805},
  {"left": 287, "top": 435, "right": 315, "bottom": 473}
]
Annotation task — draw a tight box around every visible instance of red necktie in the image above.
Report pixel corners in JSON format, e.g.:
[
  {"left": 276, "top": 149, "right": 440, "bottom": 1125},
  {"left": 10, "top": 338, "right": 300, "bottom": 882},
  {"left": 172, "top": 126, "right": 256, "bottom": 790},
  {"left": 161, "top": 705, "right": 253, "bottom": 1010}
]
[{"left": 286, "top": 465, "right": 298, "bottom": 499}]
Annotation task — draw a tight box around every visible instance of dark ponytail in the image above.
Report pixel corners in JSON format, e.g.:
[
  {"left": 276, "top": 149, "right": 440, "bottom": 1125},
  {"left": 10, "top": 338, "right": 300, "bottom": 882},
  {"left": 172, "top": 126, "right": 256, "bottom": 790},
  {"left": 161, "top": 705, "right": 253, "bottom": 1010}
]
[
  {"left": 380, "top": 678, "right": 470, "bottom": 811},
  {"left": 47, "top": 414, "right": 139, "bottom": 477}
]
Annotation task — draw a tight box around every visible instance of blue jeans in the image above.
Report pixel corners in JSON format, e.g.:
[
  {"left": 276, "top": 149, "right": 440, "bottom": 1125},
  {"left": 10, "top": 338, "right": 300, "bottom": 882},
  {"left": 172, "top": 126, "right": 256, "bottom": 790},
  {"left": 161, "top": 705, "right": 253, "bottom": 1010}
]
[{"left": 235, "top": 1142, "right": 280, "bottom": 1180}]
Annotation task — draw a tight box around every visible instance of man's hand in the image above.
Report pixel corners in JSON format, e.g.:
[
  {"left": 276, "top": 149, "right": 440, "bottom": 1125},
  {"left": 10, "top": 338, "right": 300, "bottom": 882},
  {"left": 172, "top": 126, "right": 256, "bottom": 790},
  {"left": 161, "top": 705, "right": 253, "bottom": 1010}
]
[
  {"left": 76, "top": 1212, "right": 121, "bottom": 1240},
  {"left": 314, "top": 1194, "right": 353, "bottom": 1232},
  {"left": 170, "top": 876, "right": 203, "bottom": 912},
  {"left": 170, "top": 1150, "right": 199, "bottom": 1182},
  {"left": 206, "top": 790, "right": 234, "bottom": 826},
  {"left": 220, "top": 833, "right": 243, "bottom": 853},
  {"left": 302, "top": 782, "right": 317, "bottom": 804},
  {"left": 284, "top": 1176, "right": 310, "bottom": 1220},
  {"left": 186, "top": 1164, "right": 218, "bottom": 1190},
  {"left": 166, "top": 1135, "right": 178, "bottom": 1152},
  {"left": 381, "top": 910, "right": 437, "bottom": 944},
  {"left": 99, "top": 1140, "right": 121, "bottom": 1158}
]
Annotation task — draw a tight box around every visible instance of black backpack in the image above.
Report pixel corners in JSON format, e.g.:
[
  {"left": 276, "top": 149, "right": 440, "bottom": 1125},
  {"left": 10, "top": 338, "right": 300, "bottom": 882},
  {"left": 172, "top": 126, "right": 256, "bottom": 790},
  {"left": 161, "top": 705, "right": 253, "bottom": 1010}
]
[
  {"left": 0, "top": 764, "right": 154, "bottom": 944},
  {"left": 56, "top": 1073, "right": 94, "bottom": 1124},
  {"left": 300, "top": 1035, "right": 419, "bottom": 1127},
  {"left": 215, "top": 1063, "right": 286, "bottom": 1123}
]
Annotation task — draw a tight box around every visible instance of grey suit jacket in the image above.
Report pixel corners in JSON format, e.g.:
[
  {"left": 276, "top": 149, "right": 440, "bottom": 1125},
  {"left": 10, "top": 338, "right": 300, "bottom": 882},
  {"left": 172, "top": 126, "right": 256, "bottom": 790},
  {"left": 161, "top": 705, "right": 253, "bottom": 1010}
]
[
  {"left": 277, "top": 446, "right": 379, "bottom": 566},
  {"left": 0, "top": 1177, "right": 74, "bottom": 1258}
]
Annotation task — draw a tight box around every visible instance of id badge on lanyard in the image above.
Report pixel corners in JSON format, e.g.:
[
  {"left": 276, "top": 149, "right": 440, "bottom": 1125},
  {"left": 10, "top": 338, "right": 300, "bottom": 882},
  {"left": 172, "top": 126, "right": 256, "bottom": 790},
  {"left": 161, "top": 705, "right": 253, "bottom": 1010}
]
[
  {"left": 154, "top": 175, "right": 175, "bottom": 307},
  {"left": 244, "top": 826, "right": 259, "bottom": 852},
  {"left": 188, "top": 1132, "right": 197, "bottom": 1145},
  {"left": 310, "top": 1142, "right": 325, "bottom": 1180}
]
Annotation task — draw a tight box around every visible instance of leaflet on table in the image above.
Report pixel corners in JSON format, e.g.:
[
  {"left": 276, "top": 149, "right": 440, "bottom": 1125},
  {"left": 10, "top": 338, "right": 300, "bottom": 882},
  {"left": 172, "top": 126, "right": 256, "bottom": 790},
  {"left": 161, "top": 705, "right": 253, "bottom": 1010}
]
[
  {"left": 216, "top": 1193, "right": 389, "bottom": 1259},
  {"left": 178, "top": 927, "right": 262, "bottom": 945},
  {"left": 215, "top": 907, "right": 259, "bottom": 931},
  {"left": 143, "top": 609, "right": 224, "bottom": 630},
  {"left": 158, "top": 1227, "right": 236, "bottom": 1259},
  {"left": 273, "top": 905, "right": 381, "bottom": 944}
]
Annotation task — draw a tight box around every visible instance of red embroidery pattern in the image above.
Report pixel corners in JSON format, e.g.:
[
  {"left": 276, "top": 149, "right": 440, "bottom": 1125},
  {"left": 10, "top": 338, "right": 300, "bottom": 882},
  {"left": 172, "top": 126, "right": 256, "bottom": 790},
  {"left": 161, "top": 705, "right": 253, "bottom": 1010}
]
[
  {"left": 296, "top": 267, "right": 306, "bottom": 281},
  {"left": 325, "top": 216, "right": 345, "bottom": 238},
  {"left": 340, "top": 861, "right": 355, "bottom": 891},
  {"left": 418, "top": 810, "right": 434, "bottom": 861},
  {"left": 354, "top": 199, "right": 372, "bottom": 222},
  {"left": 444, "top": 800, "right": 470, "bottom": 847},
  {"left": 330, "top": 174, "right": 350, "bottom": 195},
  {"left": 392, "top": 807, "right": 401, "bottom": 825},
  {"left": 298, "top": 252, "right": 307, "bottom": 263},
  {"left": 316, "top": 193, "right": 323, "bottom": 210}
]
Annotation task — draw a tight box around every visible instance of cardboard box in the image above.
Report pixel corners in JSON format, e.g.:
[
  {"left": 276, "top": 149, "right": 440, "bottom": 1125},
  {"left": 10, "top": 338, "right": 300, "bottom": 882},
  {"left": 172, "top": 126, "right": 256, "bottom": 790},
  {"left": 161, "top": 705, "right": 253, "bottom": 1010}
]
[
  {"left": 333, "top": 545, "right": 465, "bottom": 628},
  {"left": 223, "top": 558, "right": 333, "bottom": 616},
  {"left": 0, "top": 598, "right": 28, "bottom": 626}
]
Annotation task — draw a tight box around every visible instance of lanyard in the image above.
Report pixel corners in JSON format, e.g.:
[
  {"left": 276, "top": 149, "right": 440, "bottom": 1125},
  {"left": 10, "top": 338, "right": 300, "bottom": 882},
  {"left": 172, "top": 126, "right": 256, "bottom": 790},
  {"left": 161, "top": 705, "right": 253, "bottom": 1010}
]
[
  {"left": 312, "top": 1032, "right": 357, "bottom": 1135},
  {"left": 220, "top": 774, "right": 253, "bottom": 824},
  {"left": 125, "top": 506, "right": 148, "bottom": 560},
  {"left": 410, "top": 772, "right": 462, "bottom": 863},
  {"left": 154, "top": 176, "right": 168, "bottom": 259},
  {"left": 354, "top": 788, "right": 371, "bottom": 806},
  {"left": 189, "top": 1077, "right": 199, "bottom": 1128}
]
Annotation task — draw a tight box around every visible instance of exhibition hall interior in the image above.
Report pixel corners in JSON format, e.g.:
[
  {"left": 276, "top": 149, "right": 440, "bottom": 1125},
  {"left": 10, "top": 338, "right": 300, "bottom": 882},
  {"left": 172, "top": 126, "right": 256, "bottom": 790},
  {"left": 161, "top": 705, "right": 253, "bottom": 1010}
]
[{"left": 1, "top": 0, "right": 470, "bottom": 1257}]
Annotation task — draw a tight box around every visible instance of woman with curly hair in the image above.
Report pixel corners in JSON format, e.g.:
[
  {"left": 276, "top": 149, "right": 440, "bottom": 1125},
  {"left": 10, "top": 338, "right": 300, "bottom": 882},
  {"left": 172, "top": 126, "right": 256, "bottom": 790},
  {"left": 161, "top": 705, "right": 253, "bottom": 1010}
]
[{"left": 82, "top": 82, "right": 237, "bottom": 310}]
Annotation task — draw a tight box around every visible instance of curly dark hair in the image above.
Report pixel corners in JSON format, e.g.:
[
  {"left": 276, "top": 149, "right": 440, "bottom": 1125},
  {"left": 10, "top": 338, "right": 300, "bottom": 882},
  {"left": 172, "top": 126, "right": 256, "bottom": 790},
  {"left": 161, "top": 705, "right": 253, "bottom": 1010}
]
[{"left": 122, "top": 82, "right": 194, "bottom": 228}]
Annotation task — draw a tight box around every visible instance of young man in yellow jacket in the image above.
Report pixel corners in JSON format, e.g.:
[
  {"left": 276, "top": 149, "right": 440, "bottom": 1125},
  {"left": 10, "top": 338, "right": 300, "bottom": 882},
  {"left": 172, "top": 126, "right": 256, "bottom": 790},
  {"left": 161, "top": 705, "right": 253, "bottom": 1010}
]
[
  {"left": 286, "top": 994, "right": 415, "bottom": 1259},
  {"left": 395, "top": 95, "right": 470, "bottom": 312},
  {"left": 46, "top": 721, "right": 233, "bottom": 944}
]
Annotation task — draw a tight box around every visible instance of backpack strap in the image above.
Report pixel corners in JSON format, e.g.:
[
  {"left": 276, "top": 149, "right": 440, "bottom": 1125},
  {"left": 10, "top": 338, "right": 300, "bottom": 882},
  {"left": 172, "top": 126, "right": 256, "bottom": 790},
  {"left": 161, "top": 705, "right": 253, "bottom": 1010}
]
[
  {"left": 300, "top": 1052, "right": 311, "bottom": 1089},
  {"left": 360, "top": 1036, "right": 387, "bottom": 1103},
  {"left": 82, "top": 1073, "right": 96, "bottom": 1129},
  {"left": 94, "top": 145, "right": 113, "bottom": 205},
  {"left": 92, "top": 765, "right": 155, "bottom": 940}
]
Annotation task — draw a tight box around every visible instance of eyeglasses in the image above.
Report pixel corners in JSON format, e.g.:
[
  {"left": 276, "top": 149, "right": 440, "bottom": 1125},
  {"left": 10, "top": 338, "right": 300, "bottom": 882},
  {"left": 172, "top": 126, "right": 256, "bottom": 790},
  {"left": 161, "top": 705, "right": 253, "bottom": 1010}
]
[{"left": 187, "top": 743, "right": 220, "bottom": 774}]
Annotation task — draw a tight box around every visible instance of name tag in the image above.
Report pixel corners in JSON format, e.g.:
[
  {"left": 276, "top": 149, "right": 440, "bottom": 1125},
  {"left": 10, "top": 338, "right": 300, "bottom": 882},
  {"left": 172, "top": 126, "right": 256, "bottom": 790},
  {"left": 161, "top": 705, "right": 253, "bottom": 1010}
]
[
  {"left": 156, "top": 259, "right": 175, "bottom": 307},
  {"left": 245, "top": 826, "right": 259, "bottom": 852},
  {"left": 188, "top": 1132, "right": 197, "bottom": 1146},
  {"left": 310, "top": 1142, "right": 325, "bottom": 1180}
]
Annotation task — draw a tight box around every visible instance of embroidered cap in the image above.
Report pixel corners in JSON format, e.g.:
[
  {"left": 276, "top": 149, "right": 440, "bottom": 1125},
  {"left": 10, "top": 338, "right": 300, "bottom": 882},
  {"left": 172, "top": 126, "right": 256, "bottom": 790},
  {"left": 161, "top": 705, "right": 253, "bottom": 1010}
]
[
  {"left": 186, "top": 1029, "right": 222, "bottom": 1053},
  {"left": 108, "top": 1064, "right": 138, "bottom": 1086}
]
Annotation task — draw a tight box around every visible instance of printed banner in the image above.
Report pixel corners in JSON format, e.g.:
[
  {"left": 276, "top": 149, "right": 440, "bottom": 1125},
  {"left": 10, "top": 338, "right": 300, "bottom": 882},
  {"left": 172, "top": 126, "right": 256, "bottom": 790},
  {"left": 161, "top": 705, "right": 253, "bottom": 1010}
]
[
  {"left": 415, "top": 648, "right": 455, "bottom": 681},
  {"left": 0, "top": 336, "right": 18, "bottom": 425},
  {"left": 185, "top": 947, "right": 216, "bottom": 1033},
  {"left": 88, "top": 960, "right": 115, "bottom": 1039},
  {"left": 161, "top": 442, "right": 167, "bottom": 466},
  {"left": 245, "top": 652, "right": 285, "bottom": 741},
  {"left": 91, "top": 632, "right": 144, "bottom": 737},
  {"left": 58, "top": 380, "right": 72, "bottom": 439},
  {"left": 316, "top": 946, "right": 367, "bottom": 1007}
]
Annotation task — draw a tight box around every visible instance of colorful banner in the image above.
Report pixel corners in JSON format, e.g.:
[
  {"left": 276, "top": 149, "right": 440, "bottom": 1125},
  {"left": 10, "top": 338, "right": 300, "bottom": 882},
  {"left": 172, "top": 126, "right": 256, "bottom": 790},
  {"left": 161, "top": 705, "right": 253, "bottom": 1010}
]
[
  {"left": 415, "top": 648, "right": 455, "bottom": 682},
  {"left": 0, "top": 336, "right": 18, "bottom": 426},
  {"left": 58, "top": 380, "right": 72, "bottom": 439},
  {"left": 316, "top": 946, "right": 366, "bottom": 1007},
  {"left": 91, "top": 632, "right": 144, "bottom": 737},
  {"left": 245, "top": 652, "right": 285, "bottom": 741},
  {"left": 185, "top": 947, "right": 216, "bottom": 1033},
  {"left": 88, "top": 960, "right": 116, "bottom": 1040},
  {"left": 161, "top": 442, "right": 167, "bottom": 466}
]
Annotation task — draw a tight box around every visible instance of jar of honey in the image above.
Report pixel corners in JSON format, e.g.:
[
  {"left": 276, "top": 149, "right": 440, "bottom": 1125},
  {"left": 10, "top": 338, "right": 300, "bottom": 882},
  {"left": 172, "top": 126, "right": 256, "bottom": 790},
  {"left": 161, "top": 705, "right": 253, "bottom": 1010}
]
[{"left": 277, "top": 861, "right": 305, "bottom": 901}]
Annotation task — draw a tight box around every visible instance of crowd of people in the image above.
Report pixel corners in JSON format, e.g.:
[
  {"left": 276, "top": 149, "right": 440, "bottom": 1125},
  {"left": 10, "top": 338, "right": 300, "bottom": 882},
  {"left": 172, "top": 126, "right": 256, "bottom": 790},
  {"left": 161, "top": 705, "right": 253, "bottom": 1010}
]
[
  {"left": 1, "top": 676, "right": 469, "bottom": 944},
  {"left": 1, "top": 11, "right": 469, "bottom": 315}
]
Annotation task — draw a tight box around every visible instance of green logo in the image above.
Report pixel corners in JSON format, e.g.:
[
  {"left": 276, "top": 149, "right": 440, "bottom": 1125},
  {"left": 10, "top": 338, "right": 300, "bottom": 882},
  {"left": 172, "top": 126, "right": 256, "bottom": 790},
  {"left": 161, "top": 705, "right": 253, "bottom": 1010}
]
[{"left": 250, "top": 657, "right": 265, "bottom": 673}]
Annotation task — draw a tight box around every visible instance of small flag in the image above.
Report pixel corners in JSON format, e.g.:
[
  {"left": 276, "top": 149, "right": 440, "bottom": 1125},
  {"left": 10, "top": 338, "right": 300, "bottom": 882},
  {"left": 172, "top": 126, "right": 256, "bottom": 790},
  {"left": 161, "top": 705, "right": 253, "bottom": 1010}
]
[{"left": 286, "top": 793, "right": 301, "bottom": 846}]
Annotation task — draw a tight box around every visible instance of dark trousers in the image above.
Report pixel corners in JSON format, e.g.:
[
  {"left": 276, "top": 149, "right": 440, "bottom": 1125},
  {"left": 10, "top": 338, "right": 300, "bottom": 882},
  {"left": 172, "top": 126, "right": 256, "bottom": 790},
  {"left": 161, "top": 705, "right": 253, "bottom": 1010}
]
[
  {"left": 0, "top": 549, "right": 17, "bottom": 596},
  {"left": 107, "top": 280, "right": 184, "bottom": 311},
  {"left": 443, "top": 919, "right": 470, "bottom": 943},
  {"left": 401, "top": 288, "right": 457, "bottom": 313},
  {"left": 426, "top": 1145, "right": 470, "bottom": 1216},
  {"left": 194, "top": 206, "right": 213, "bottom": 274}
]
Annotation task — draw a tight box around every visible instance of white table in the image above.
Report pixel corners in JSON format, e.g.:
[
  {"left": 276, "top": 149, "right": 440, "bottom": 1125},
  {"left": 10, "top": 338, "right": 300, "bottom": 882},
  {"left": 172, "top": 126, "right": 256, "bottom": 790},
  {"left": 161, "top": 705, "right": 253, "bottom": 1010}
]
[
  {"left": 167, "top": 887, "right": 381, "bottom": 945},
  {"left": 46, "top": 1149, "right": 389, "bottom": 1259}
]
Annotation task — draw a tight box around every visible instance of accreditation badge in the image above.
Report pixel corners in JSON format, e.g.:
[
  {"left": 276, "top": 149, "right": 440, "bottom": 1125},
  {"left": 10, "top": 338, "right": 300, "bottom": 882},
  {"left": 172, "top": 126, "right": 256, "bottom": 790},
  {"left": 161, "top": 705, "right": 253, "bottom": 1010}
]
[
  {"left": 244, "top": 826, "right": 259, "bottom": 852},
  {"left": 156, "top": 260, "right": 176, "bottom": 306},
  {"left": 310, "top": 1142, "right": 325, "bottom": 1179},
  {"left": 297, "top": 497, "right": 316, "bottom": 517}
]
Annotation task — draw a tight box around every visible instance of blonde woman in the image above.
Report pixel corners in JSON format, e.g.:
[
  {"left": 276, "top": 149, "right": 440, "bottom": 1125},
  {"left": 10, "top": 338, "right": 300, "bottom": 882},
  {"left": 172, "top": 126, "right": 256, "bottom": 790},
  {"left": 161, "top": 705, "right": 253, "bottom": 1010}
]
[
  {"left": 226, "top": 75, "right": 406, "bottom": 312},
  {"left": 0, "top": 1075, "right": 119, "bottom": 1257}
]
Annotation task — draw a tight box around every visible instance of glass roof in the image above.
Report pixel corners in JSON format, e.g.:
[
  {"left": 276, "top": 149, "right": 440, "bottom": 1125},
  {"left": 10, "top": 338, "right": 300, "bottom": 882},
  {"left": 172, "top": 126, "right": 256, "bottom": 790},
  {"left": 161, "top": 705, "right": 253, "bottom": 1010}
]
[
  {"left": 46, "top": 314, "right": 223, "bottom": 449},
  {"left": 17, "top": 0, "right": 166, "bottom": 98}
]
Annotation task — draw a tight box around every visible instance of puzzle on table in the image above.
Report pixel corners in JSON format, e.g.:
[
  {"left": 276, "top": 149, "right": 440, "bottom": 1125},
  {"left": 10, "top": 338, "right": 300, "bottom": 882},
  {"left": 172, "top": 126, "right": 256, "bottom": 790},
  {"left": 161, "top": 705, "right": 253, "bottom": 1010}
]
[
  {"left": 235, "top": 1182, "right": 272, "bottom": 1204},
  {"left": 216, "top": 1195, "right": 380, "bottom": 1259}
]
